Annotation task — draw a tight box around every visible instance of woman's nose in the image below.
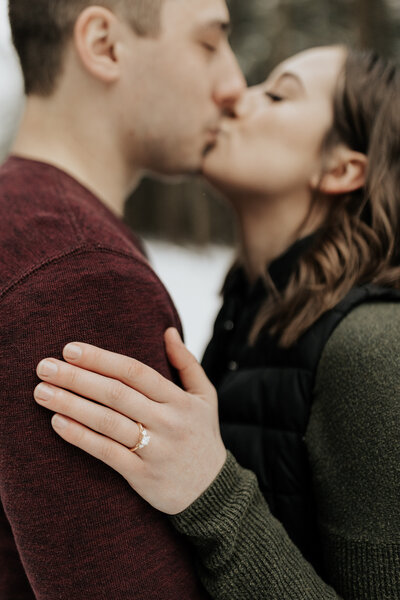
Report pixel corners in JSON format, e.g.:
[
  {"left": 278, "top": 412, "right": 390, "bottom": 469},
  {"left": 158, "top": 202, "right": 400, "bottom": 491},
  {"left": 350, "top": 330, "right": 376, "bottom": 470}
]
[{"left": 230, "top": 88, "right": 259, "bottom": 119}]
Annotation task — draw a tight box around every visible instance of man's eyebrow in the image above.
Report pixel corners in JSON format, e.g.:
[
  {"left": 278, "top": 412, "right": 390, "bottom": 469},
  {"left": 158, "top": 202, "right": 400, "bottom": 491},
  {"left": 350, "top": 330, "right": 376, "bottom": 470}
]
[{"left": 197, "top": 20, "right": 231, "bottom": 35}]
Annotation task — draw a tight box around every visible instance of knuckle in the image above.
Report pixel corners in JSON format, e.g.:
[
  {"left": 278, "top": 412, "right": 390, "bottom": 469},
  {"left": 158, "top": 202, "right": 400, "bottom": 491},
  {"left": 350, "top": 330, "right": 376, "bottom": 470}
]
[
  {"left": 126, "top": 360, "right": 143, "bottom": 383},
  {"left": 185, "top": 352, "right": 198, "bottom": 369},
  {"left": 180, "top": 357, "right": 198, "bottom": 378},
  {"left": 152, "top": 371, "right": 164, "bottom": 389},
  {"left": 48, "top": 386, "right": 70, "bottom": 412},
  {"left": 170, "top": 414, "right": 189, "bottom": 439},
  {"left": 52, "top": 386, "right": 65, "bottom": 405},
  {"left": 67, "top": 366, "right": 79, "bottom": 387},
  {"left": 99, "top": 410, "right": 118, "bottom": 434},
  {"left": 157, "top": 407, "right": 174, "bottom": 430},
  {"left": 92, "top": 346, "right": 106, "bottom": 367},
  {"left": 99, "top": 442, "right": 116, "bottom": 464},
  {"left": 73, "top": 424, "right": 87, "bottom": 445},
  {"left": 91, "top": 346, "right": 102, "bottom": 362},
  {"left": 107, "top": 381, "right": 125, "bottom": 405},
  {"left": 187, "top": 352, "right": 198, "bottom": 367}
]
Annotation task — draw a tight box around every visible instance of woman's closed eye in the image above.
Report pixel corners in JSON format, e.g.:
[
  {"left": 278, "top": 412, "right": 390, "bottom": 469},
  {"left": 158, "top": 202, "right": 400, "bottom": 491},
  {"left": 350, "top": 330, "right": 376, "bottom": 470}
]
[{"left": 265, "top": 91, "right": 285, "bottom": 102}]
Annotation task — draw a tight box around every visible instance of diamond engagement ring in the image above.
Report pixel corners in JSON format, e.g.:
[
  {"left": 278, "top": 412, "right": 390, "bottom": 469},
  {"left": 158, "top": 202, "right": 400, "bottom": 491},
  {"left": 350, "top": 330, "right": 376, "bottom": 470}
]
[{"left": 128, "top": 422, "right": 150, "bottom": 453}]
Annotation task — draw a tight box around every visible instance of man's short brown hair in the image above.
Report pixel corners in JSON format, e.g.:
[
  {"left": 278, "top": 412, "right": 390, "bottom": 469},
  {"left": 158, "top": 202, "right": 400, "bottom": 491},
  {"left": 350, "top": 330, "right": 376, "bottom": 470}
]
[{"left": 9, "top": 0, "right": 164, "bottom": 96}]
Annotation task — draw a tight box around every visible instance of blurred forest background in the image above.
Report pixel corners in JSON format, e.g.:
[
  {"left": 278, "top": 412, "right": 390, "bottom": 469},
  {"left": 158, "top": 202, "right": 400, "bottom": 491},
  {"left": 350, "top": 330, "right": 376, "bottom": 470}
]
[
  {"left": 127, "top": 0, "right": 400, "bottom": 245},
  {"left": 1, "top": 0, "right": 400, "bottom": 246}
]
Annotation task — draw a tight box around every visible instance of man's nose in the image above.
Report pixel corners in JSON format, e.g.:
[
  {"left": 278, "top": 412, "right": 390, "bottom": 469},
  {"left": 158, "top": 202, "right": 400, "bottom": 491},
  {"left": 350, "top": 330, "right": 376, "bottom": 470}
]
[{"left": 213, "top": 51, "right": 246, "bottom": 112}]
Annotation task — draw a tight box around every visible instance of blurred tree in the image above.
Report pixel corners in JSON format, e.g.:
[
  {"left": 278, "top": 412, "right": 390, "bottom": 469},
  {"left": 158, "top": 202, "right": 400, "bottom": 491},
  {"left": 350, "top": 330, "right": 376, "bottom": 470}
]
[
  {"left": 125, "top": 179, "right": 235, "bottom": 245},
  {"left": 125, "top": 0, "right": 400, "bottom": 246},
  {"left": 356, "top": 0, "right": 393, "bottom": 55}
]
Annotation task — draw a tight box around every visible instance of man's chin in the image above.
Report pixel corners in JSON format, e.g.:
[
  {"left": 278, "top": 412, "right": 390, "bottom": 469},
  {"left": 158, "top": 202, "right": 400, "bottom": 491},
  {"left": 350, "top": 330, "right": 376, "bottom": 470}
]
[
  {"left": 202, "top": 138, "right": 218, "bottom": 157},
  {"left": 145, "top": 143, "right": 217, "bottom": 180},
  {"left": 199, "top": 140, "right": 219, "bottom": 175},
  {"left": 146, "top": 163, "right": 203, "bottom": 182}
]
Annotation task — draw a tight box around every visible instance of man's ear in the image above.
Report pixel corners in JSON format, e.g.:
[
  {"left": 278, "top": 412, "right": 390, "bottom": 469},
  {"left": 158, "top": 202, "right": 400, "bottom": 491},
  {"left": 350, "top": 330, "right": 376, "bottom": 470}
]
[
  {"left": 73, "top": 7, "right": 122, "bottom": 84},
  {"left": 310, "top": 146, "right": 368, "bottom": 195}
]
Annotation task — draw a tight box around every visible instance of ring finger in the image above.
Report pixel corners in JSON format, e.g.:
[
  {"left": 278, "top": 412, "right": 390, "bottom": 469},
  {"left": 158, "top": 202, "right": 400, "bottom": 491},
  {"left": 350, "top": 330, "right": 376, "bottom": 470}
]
[{"left": 34, "top": 382, "right": 144, "bottom": 451}]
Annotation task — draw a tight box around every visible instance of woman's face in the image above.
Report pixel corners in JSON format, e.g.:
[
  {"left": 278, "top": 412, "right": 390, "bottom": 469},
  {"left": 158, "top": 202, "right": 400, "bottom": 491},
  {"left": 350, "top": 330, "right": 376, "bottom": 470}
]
[{"left": 203, "top": 46, "right": 347, "bottom": 199}]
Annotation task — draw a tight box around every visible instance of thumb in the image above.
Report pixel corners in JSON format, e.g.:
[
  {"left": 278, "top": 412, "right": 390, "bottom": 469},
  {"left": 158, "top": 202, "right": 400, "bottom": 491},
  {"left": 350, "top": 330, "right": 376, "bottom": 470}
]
[{"left": 164, "top": 328, "right": 213, "bottom": 396}]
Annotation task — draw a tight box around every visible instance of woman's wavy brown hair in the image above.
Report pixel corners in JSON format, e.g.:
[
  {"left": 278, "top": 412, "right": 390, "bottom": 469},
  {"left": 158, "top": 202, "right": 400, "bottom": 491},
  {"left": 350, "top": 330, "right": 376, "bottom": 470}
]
[{"left": 251, "top": 47, "right": 400, "bottom": 348}]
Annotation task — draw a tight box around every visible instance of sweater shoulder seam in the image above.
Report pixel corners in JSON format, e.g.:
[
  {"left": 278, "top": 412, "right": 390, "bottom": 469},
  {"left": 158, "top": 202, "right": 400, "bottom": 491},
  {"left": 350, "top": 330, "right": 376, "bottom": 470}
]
[{"left": 0, "top": 244, "right": 156, "bottom": 303}]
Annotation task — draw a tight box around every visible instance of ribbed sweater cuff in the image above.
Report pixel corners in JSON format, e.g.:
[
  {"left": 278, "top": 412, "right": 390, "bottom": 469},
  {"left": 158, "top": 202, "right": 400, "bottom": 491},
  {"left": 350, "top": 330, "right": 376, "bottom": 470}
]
[{"left": 170, "top": 451, "right": 256, "bottom": 539}]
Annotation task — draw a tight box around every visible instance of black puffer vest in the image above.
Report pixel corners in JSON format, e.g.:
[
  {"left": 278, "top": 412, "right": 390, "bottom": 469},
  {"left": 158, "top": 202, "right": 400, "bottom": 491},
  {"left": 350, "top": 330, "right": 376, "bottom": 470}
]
[{"left": 202, "top": 237, "right": 400, "bottom": 573}]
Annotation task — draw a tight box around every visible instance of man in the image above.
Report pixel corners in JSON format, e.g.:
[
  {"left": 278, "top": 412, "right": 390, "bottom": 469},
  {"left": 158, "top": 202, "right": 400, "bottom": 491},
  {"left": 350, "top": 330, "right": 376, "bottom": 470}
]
[{"left": 0, "top": 1, "right": 245, "bottom": 598}]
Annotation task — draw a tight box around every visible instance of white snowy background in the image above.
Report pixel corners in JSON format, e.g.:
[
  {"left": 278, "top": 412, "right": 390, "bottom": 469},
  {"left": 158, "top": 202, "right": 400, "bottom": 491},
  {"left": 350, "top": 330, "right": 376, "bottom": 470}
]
[
  {"left": 145, "top": 241, "right": 233, "bottom": 358},
  {"left": 0, "top": 0, "right": 24, "bottom": 161},
  {"left": 0, "top": 0, "right": 233, "bottom": 359}
]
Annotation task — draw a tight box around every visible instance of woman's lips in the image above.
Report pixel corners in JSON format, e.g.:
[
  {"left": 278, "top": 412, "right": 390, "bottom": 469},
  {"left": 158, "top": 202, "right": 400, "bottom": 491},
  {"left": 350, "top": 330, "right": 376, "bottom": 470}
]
[{"left": 201, "top": 128, "right": 221, "bottom": 155}]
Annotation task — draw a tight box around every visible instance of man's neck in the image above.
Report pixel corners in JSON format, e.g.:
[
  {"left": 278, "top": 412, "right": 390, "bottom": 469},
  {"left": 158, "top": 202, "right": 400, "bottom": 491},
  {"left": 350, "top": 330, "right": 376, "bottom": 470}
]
[{"left": 11, "top": 95, "right": 142, "bottom": 217}]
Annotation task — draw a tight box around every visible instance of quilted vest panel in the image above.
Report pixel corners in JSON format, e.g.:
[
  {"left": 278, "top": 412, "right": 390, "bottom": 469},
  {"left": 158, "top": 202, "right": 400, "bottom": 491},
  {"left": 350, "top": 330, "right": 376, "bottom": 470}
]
[{"left": 202, "top": 281, "right": 400, "bottom": 572}]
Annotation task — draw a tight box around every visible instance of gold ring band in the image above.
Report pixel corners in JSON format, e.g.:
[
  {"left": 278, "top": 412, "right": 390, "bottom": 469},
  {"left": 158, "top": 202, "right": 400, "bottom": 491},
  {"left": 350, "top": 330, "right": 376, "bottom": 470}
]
[{"left": 129, "top": 423, "right": 150, "bottom": 453}]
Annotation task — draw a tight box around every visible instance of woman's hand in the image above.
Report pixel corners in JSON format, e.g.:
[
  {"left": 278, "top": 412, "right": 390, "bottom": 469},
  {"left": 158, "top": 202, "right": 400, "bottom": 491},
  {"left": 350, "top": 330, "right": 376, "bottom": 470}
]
[{"left": 33, "top": 329, "right": 227, "bottom": 515}]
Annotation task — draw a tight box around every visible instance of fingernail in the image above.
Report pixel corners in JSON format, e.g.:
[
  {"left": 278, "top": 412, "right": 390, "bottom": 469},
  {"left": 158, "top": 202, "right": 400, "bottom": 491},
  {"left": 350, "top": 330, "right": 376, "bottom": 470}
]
[
  {"left": 37, "top": 360, "right": 58, "bottom": 377},
  {"left": 35, "top": 383, "right": 55, "bottom": 402},
  {"left": 52, "top": 415, "right": 68, "bottom": 430},
  {"left": 64, "top": 343, "right": 82, "bottom": 360}
]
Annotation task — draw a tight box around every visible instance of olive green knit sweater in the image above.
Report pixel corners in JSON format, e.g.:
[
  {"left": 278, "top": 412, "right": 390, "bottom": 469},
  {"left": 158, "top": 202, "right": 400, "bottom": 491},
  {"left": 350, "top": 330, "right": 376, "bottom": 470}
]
[{"left": 171, "top": 303, "right": 400, "bottom": 599}]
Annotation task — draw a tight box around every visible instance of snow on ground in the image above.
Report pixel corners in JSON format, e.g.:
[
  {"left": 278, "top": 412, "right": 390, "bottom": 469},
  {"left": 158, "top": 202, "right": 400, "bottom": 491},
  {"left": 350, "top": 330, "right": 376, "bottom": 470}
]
[{"left": 144, "top": 240, "right": 234, "bottom": 360}]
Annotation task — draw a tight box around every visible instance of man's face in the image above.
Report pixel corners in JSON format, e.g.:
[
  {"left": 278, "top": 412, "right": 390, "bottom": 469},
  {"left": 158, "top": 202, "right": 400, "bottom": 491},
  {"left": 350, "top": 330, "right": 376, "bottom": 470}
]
[{"left": 117, "top": 0, "right": 246, "bottom": 176}]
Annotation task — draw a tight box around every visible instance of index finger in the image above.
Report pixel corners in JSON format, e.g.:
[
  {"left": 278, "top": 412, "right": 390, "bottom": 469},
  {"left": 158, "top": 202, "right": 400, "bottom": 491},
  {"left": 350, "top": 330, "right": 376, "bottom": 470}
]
[{"left": 62, "top": 342, "right": 183, "bottom": 404}]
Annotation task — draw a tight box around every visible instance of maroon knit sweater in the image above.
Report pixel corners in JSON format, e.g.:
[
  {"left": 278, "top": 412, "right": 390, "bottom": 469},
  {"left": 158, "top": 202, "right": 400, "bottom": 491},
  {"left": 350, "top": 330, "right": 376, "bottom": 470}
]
[{"left": 0, "top": 157, "right": 208, "bottom": 600}]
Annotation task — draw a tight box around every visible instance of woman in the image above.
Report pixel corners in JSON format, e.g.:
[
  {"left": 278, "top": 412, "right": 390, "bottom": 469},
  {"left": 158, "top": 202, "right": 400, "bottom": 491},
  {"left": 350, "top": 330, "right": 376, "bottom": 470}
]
[{"left": 34, "top": 45, "right": 400, "bottom": 599}]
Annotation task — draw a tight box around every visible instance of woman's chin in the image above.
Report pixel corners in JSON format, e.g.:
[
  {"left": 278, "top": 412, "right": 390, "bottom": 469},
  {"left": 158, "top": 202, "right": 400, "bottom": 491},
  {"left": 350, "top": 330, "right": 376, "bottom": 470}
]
[
  {"left": 201, "top": 138, "right": 248, "bottom": 200},
  {"left": 202, "top": 163, "right": 230, "bottom": 196},
  {"left": 202, "top": 170, "right": 241, "bottom": 202}
]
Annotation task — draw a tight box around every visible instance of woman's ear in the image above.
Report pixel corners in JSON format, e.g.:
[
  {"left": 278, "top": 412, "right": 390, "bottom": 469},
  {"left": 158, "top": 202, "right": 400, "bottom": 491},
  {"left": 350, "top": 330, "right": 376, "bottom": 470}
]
[
  {"left": 73, "top": 7, "right": 122, "bottom": 84},
  {"left": 311, "top": 146, "right": 368, "bottom": 195}
]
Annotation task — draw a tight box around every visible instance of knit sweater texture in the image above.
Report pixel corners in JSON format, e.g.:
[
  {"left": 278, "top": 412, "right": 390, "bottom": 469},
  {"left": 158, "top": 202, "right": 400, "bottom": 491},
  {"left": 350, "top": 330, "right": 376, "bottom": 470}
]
[
  {"left": 0, "top": 157, "right": 208, "bottom": 600},
  {"left": 172, "top": 302, "right": 400, "bottom": 599}
]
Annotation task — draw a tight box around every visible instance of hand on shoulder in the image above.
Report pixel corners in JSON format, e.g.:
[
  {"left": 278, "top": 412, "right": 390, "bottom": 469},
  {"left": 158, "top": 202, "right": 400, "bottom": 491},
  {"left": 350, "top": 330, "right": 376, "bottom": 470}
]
[{"left": 34, "top": 328, "right": 227, "bottom": 515}]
